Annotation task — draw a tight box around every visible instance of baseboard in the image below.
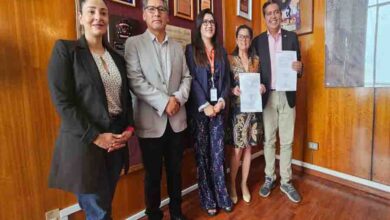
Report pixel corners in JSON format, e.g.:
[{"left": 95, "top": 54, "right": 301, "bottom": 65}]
[{"left": 275, "top": 155, "right": 390, "bottom": 199}]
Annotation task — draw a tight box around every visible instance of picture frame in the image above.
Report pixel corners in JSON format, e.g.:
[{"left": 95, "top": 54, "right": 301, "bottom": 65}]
[
  {"left": 237, "top": 0, "right": 252, "bottom": 21},
  {"left": 110, "top": 0, "right": 136, "bottom": 7},
  {"left": 279, "top": 0, "right": 313, "bottom": 36},
  {"left": 197, "top": 0, "right": 213, "bottom": 13},
  {"left": 174, "top": 0, "right": 194, "bottom": 20}
]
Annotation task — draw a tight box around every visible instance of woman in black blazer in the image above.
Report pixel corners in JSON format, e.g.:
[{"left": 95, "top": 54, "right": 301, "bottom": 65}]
[{"left": 47, "top": 0, "right": 134, "bottom": 219}]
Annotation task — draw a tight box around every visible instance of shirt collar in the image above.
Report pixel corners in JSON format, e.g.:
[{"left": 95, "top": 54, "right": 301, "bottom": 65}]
[
  {"left": 146, "top": 29, "right": 169, "bottom": 44},
  {"left": 267, "top": 28, "right": 282, "bottom": 37}
]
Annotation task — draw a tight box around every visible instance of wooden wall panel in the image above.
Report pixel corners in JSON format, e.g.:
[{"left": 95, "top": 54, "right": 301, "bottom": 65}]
[
  {"left": 0, "top": 0, "right": 199, "bottom": 219},
  {"left": 0, "top": 1, "right": 77, "bottom": 219},
  {"left": 372, "top": 89, "right": 390, "bottom": 185},
  {"left": 303, "top": 0, "right": 374, "bottom": 179}
]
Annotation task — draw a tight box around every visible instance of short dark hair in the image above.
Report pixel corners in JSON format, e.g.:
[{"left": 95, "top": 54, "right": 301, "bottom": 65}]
[
  {"left": 142, "top": 0, "right": 168, "bottom": 10},
  {"left": 262, "top": 1, "right": 281, "bottom": 17},
  {"left": 231, "top": 25, "right": 256, "bottom": 58}
]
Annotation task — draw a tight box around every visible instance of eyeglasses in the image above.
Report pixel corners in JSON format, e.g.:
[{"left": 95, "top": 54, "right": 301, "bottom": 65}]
[
  {"left": 202, "top": 19, "right": 215, "bottom": 26},
  {"left": 145, "top": 6, "right": 168, "bottom": 14},
  {"left": 237, "top": 35, "right": 251, "bottom": 40}
]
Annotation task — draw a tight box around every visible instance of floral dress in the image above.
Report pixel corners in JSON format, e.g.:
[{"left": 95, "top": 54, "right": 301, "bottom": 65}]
[{"left": 228, "top": 55, "right": 263, "bottom": 148}]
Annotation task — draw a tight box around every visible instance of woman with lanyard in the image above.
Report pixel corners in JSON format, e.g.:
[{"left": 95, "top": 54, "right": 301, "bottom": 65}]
[
  {"left": 185, "top": 9, "right": 232, "bottom": 216},
  {"left": 47, "top": 0, "right": 134, "bottom": 218}
]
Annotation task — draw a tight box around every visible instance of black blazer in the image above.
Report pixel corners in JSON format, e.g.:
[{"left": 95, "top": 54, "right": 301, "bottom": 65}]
[
  {"left": 47, "top": 36, "right": 133, "bottom": 194},
  {"left": 252, "top": 29, "right": 301, "bottom": 108}
]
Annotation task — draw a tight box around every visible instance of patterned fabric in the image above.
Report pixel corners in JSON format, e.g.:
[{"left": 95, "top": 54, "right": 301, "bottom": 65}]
[
  {"left": 228, "top": 55, "right": 263, "bottom": 148},
  {"left": 92, "top": 50, "right": 122, "bottom": 116},
  {"left": 193, "top": 114, "right": 232, "bottom": 210}
]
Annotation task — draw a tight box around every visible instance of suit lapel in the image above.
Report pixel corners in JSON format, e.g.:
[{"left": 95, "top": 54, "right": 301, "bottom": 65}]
[
  {"left": 142, "top": 31, "right": 165, "bottom": 83},
  {"left": 77, "top": 37, "right": 109, "bottom": 112},
  {"left": 261, "top": 33, "right": 272, "bottom": 79},
  {"left": 282, "top": 29, "right": 288, "bottom": 50},
  {"left": 167, "top": 38, "right": 175, "bottom": 90}
]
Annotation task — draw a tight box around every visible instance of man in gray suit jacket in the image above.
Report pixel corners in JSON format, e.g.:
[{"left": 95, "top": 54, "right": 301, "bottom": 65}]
[{"left": 124, "top": 0, "right": 191, "bottom": 219}]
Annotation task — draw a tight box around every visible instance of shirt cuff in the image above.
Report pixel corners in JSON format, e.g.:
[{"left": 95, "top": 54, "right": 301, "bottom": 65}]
[
  {"left": 218, "top": 98, "right": 225, "bottom": 109},
  {"left": 172, "top": 92, "right": 185, "bottom": 106},
  {"left": 198, "top": 102, "right": 210, "bottom": 112}
]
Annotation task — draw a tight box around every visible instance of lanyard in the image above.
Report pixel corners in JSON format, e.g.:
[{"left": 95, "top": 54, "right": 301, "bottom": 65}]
[{"left": 206, "top": 48, "right": 215, "bottom": 88}]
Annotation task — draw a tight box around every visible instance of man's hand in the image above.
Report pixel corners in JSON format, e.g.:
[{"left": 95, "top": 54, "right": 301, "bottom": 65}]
[
  {"left": 204, "top": 105, "right": 216, "bottom": 117},
  {"left": 165, "top": 97, "right": 180, "bottom": 116}
]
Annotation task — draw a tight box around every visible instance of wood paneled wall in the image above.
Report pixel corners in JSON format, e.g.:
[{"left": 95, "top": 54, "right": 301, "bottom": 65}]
[
  {"left": 1, "top": 0, "right": 389, "bottom": 219},
  {"left": 224, "top": 0, "right": 389, "bottom": 185},
  {"left": 0, "top": 0, "right": 199, "bottom": 219}
]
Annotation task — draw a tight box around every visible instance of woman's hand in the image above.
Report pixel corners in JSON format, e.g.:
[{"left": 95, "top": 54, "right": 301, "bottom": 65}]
[
  {"left": 213, "top": 101, "right": 224, "bottom": 114},
  {"left": 93, "top": 133, "right": 116, "bottom": 150},
  {"left": 260, "top": 84, "right": 266, "bottom": 94},
  {"left": 204, "top": 105, "right": 216, "bottom": 117},
  {"left": 232, "top": 86, "right": 241, "bottom": 96},
  {"left": 108, "top": 130, "right": 134, "bottom": 152}
]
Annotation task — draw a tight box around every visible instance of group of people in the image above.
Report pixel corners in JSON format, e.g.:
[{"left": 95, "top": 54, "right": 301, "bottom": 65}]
[{"left": 47, "top": 0, "right": 303, "bottom": 220}]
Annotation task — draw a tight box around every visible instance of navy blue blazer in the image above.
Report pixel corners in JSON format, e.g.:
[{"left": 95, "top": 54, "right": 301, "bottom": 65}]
[
  {"left": 252, "top": 29, "right": 302, "bottom": 108},
  {"left": 185, "top": 45, "right": 231, "bottom": 118}
]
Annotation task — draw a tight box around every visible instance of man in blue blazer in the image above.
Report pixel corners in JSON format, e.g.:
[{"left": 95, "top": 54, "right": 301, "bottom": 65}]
[{"left": 252, "top": 1, "right": 303, "bottom": 203}]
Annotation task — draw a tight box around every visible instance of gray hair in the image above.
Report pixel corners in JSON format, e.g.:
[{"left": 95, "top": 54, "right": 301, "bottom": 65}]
[{"left": 142, "top": 0, "right": 168, "bottom": 10}]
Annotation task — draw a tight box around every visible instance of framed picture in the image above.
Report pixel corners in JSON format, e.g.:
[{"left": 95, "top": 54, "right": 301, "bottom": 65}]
[
  {"left": 166, "top": 25, "right": 192, "bottom": 50},
  {"left": 174, "top": 0, "right": 194, "bottom": 20},
  {"left": 278, "top": 0, "right": 313, "bottom": 35},
  {"left": 197, "top": 0, "right": 213, "bottom": 13},
  {"left": 107, "top": 15, "right": 138, "bottom": 55},
  {"left": 237, "top": 0, "right": 252, "bottom": 20},
  {"left": 110, "top": 0, "right": 136, "bottom": 7}
]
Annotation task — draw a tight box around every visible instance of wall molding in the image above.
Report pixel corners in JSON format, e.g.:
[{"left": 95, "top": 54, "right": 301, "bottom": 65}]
[{"left": 275, "top": 155, "right": 390, "bottom": 193}]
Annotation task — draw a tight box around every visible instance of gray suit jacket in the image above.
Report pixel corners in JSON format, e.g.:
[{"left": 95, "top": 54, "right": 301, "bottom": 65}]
[{"left": 125, "top": 30, "right": 192, "bottom": 138}]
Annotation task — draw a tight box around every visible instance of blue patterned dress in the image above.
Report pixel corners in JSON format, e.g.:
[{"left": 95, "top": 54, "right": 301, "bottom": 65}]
[{"left": 193, "top": 68, "right": 233, "bottom": 210}]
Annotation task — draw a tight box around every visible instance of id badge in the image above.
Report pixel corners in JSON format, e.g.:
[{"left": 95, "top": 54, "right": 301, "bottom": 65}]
[{"left": 210, "top": 88, "right": 218, "bottom": 102}]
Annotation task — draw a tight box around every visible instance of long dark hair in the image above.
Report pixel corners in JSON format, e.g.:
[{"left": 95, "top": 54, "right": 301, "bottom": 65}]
[
  {"left": 192, "top": 9, "right": 222, "bottom": 67},
  {"left": 231, "top": 24, "right": 256, "bottom": 58}
]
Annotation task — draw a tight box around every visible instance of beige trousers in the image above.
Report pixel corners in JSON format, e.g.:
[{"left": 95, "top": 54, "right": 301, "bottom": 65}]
[{"left": 262, "top": 91, "right": 296, "bottom": 184}]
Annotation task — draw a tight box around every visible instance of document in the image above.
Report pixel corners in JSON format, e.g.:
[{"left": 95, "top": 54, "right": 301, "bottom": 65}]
[
  {"left": 275, "top": 51, "right": 297, "bottom": 91},
  {"left": 239, "top": 73, "right": 262, "bottom": 112}
]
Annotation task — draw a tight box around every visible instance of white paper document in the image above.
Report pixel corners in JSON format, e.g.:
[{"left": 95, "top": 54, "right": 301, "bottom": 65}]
[
  {"left": 275, "top": 51, "right": 297, "bottom": 91},
  {"left": 239, "top": 73, "right": 262, "bottom": 112}
]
